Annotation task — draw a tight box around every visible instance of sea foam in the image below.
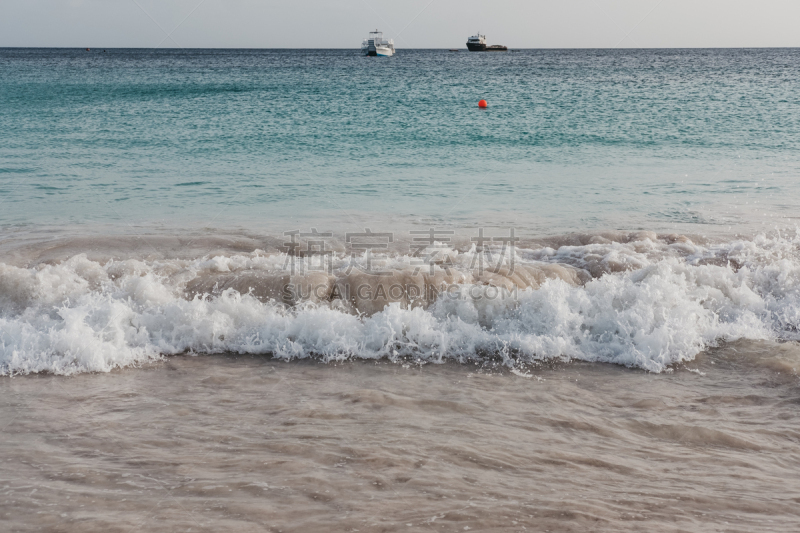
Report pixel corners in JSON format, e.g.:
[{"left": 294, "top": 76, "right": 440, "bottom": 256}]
[{"left": 1, "top": 232, "right": 797, "bottom": 375}]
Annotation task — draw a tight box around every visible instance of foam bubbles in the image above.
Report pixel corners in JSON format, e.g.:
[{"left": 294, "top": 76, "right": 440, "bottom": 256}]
[{"left": 0, "top": 233, "right": 797, "bottom": 375}]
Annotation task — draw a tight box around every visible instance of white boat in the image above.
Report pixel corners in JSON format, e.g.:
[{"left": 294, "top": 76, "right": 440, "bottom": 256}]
[{"left": 361, "top": 30, "right": 394, "bottom": 57}]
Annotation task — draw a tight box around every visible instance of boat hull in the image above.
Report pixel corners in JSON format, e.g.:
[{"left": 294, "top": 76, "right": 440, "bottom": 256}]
[
  {"left": 467, "top": 43, "right": 507, "bottom": 52},
  {"left": 365, "top": 46, "right": 393, "bottom": 57}
]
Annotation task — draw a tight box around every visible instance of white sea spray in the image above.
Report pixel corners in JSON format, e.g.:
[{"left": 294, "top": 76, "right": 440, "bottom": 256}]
[{"left": 0, "top": 233, "right": 797, "bottom": 375}]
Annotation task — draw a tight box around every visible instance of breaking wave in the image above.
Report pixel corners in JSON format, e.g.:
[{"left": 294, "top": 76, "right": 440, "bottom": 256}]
[{"left": 1, "top": 231, "right": 799, "bottom": 375}]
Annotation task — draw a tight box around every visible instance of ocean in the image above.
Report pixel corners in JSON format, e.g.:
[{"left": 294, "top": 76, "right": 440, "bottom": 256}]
[{"left": 2, "top": 48, "right": 800, "bottom": 531}]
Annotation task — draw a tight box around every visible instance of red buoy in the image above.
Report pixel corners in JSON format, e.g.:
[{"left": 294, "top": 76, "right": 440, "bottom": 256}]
[{"left": 478, "top": 99, "right": 487, "bottom": 108}]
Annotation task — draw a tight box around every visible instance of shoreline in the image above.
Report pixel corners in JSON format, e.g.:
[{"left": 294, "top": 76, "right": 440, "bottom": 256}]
[{"left": 2, "top": 347, "right": 798, "bottom": 531}]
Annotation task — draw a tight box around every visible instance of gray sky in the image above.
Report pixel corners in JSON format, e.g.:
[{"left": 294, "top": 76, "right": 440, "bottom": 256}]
[{"left": 1, "top": 0, "right": 798, "bottom": 48}]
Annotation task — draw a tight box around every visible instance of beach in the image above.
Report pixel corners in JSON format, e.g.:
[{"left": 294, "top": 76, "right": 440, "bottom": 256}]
[{"left": 4, "top": 347, "right": 800, "bottom": 532}]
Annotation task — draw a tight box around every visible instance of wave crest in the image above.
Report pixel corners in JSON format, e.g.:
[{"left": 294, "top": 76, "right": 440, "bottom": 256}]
[{"left": 1, "top": 232, "right": 798, "bottom": 375}]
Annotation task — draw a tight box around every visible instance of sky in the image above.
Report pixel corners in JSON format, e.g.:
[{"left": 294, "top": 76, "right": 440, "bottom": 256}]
[{"left": 1, "top": 0, "right": 798, "bottom": 49}]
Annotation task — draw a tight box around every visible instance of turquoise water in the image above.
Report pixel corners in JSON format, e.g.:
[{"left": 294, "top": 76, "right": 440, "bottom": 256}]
[
  {"left": 2, "top": 48, "right": 799, "bottom": 236},
  {"left": 3, "top": 48, "right": 800, "bottom": 376},
  {"left": 6, "top": 49, "right": 800, "bottom": 532}
]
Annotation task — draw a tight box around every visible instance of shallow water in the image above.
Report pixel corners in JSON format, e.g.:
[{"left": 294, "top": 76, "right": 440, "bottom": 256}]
[
  {"left": 3, "top": 48, "right": 800, "bottom": 530},
  {"left": 1, "top": 48, "right": 799, "bottom": 235},
  {"left": 3, "top": 344, "right": 800, "bottom": 532},
  {"left": 2, "top": 49, "right": 799, "bottom": 376}
]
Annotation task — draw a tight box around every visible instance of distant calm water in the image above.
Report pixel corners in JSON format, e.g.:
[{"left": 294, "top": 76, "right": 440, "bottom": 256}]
[
  {"left": 1, "top": 48, "right": 799, "bottom": 234},
  {"left": 3, "top": 49, "right": 800, "bottom": 532}
]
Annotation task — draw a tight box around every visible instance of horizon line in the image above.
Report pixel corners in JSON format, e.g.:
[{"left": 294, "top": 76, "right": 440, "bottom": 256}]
[{"left": 2, "top": 46, "right": 799, "bottom": 50}]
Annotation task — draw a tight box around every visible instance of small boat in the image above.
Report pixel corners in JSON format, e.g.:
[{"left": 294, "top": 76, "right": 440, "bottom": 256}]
[
  {"left": 361, "top": 30, "right": 394, "bottom": 57},
  {"left": 466, "top": 33, "right": 507, "bottom": 52}
]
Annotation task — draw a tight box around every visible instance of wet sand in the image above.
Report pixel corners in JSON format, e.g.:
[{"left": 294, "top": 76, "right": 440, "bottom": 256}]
[{"left": 3, "top": 340, "right": 800, "bottom": 532}]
